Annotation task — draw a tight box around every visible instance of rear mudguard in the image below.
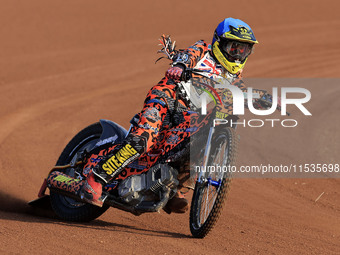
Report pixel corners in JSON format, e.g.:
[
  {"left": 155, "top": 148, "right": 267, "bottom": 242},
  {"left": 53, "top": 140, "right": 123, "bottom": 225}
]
[{"left": 96, "top": 119, "right": 128, "bottom": 148}]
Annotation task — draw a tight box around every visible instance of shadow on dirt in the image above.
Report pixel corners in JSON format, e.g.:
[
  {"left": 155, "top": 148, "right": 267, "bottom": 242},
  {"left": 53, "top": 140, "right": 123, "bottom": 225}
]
[
  {"left": 0, "top": 191, "right": 191, "bottom": 239},
  {"left": 0, "top": 191, "right": 29, "bottom": 213},
  {"left": 0, "top": 191, "right": 57, "bottom": 219},
  {"left": 47, "top": 219, "right": 192, "bottom": 239},
  {"left": 67, "top": 219, "right": 191, "bottom": 239}
]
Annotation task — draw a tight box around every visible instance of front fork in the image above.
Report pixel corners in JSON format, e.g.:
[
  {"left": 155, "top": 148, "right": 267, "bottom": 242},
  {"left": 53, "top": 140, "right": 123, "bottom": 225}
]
[{"left": 197, "top": 126, "right": 216, "bottom": 185}]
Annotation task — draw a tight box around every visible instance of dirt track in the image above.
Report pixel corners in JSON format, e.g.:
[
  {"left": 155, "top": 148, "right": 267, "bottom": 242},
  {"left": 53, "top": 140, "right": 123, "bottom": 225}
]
[{"left": 0, "top": 0, "right": 339, "bottom": 254}]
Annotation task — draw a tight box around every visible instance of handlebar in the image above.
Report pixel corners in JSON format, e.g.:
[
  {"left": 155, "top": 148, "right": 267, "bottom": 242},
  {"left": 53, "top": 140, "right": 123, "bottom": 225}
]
[{"left": 181, "top": 68, "right": 290, "bottom": 116}]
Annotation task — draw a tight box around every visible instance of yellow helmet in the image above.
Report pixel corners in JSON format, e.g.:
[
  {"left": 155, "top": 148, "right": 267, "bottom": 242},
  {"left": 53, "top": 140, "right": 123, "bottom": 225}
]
[{"left": 212, "top": 18, "right": 258, "bottom": 74}]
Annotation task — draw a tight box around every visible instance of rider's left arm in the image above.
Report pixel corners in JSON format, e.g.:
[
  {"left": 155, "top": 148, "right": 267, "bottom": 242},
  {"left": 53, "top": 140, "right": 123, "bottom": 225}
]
[
  {"left": 172, "top": 40, "right": 209, "bottom": 69},
  {"left": 231, "top": 73, "right": 274, "bottom": 109}
]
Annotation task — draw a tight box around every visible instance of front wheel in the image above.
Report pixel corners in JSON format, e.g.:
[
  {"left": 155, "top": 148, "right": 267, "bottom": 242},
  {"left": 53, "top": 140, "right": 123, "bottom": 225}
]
[
  {"left": 50, "top": 122, "right": 109, "bottom": 222},
  {"left": 190, "top": 127, "right": 238, "bottom": 238}
]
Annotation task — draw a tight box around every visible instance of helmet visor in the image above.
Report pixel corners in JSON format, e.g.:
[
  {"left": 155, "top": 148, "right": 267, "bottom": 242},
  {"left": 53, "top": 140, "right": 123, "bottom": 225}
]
[{"left": 221, "top": 41, "right": 253, "bottom": 62}]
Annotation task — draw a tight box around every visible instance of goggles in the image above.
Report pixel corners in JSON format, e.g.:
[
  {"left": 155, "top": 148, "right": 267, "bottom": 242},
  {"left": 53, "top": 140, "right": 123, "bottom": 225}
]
[{"left": 221, "top": 40, "right": 253, "bottom": 61}]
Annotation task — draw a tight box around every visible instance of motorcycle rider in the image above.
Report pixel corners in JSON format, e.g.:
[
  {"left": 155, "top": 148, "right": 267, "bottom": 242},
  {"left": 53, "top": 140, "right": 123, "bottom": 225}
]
[{"left": 80, "top": 17, "right": 265, "bottom": 213}]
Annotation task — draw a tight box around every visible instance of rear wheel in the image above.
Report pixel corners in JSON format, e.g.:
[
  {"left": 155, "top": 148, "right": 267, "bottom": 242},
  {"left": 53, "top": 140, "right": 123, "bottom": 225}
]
[
  {"left": 190, "top": 127, "right": 238, "bottom": 238},
  {"left": 50, "top": 122, "right": 109, "bottom": 222}
]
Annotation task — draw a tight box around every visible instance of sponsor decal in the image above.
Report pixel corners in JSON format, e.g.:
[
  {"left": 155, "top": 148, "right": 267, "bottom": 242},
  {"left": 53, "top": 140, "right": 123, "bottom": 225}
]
[
  {"left": 216, "top": 111, "right": 229, "bottom": 119},
  {"left": 54, "top": 175, "right": 79, "bottom": 184},
  {"left": 185, "top": 127, "right": 198, "bottom": 132},
  {"left": 230, "top": 27, "right": 254, "bottom": 40},
  {"left": 138, "top": 123, "right": 159, "bottom": 135},
  {"left": 102, "top": 144, "right": 139, "bottom": 176},
  {"left": 95, "top": 135, "right": 118, "bottom": 147},
  {"left": 175, "top": 53, "right": 189, "bottom": 63},
  {"left": 143, "top": 107, "right": 161, "bottom": 122}
]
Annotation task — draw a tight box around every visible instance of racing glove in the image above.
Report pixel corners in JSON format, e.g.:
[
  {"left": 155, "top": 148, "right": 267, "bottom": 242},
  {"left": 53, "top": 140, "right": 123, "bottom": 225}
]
[
  {"left": 165, "top": 65, "right": 185, "bottom": 82},
  {"left": 255, "top": 93, "right": 281, "bottom": 110}
]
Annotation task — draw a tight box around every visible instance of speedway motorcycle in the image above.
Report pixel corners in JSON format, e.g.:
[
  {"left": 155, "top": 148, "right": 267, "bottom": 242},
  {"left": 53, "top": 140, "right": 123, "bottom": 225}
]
[{"left": 29, "top": 36, "right": 246, "bottom": 238}]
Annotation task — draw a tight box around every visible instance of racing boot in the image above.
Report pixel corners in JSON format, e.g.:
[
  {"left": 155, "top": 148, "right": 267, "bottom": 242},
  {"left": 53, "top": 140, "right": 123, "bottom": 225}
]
[
  {"left": 79, "top": 170, "right": 107, "bottom": 207},
  {"left": 163, "top": 190, "right": 189, "bottom": 214},
  {"left": 80, "top": 141, "right": 141, "bottom": 207}
]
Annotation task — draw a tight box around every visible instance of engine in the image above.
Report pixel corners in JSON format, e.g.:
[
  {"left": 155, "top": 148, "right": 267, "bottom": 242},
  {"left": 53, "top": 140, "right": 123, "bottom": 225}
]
[{"left": 117, "top": 164, "right": 179, "bottom": 206}]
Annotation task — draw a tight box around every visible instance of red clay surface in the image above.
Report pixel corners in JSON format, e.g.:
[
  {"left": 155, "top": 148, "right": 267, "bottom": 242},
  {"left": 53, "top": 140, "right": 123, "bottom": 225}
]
[{"left": 0, "top": 0, "right": 339, "bottom": 254}]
